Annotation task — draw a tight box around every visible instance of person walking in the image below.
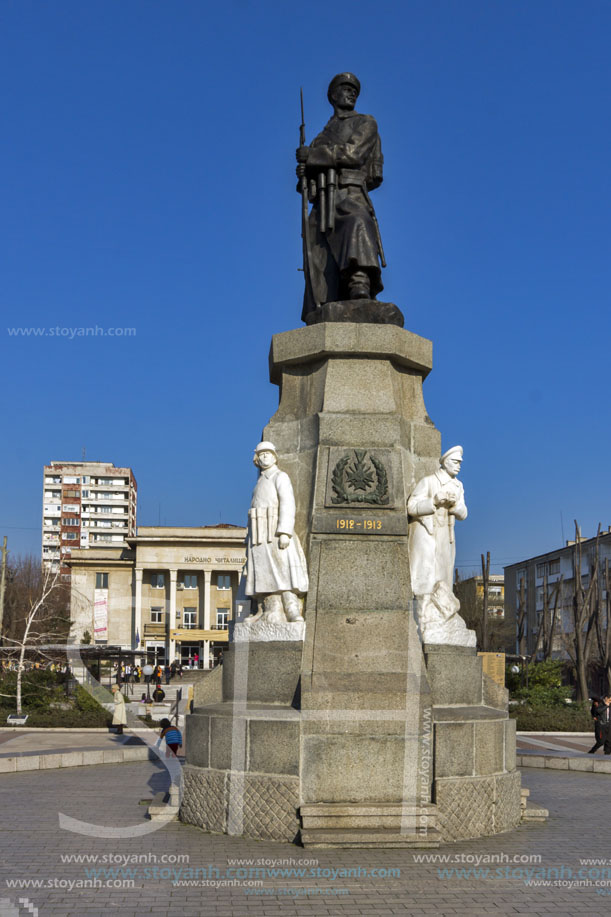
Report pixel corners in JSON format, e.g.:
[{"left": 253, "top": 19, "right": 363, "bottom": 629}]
[
  {"left": 588, "top": 696, "right": 605, "bottom": 753},
  {"left": 111, "top": 684, "right": 127, "bottom": 736},
  {"left": 599, "top": 695, "right": 611, "bottom": 755}
]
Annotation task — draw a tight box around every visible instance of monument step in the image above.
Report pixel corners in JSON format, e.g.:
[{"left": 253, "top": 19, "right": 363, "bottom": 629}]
[
  {"left": 301, "top": 802, "right": 436, "bottom": 816},
  {"left": 433, "top": 704, "right": 508, "bottom": 722},
  {"left": 147, "top": 790, "right": 179, "bottom": 822},
  {"left": 301, "top": 802, "right": 437, "bottom": 831},
  {"left": 300, "top": 827, "right": 442, "bottom": 849},
  {"left": 521, "top": 803, "right": 549, "bottom": 822}
]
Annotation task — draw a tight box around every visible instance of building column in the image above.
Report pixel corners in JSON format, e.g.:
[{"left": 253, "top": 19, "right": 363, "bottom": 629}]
[
  {"left": 134, "top": 568, "right": 143, "bottom": 653},
  {"left": 203, "top": 570, "right": 212, "bottom": 669},
  {"left": 169, "top": 568, "right": 177, "bottom": 663}
]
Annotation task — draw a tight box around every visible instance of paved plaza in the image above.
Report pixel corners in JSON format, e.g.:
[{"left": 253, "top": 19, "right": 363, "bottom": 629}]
[{"left": 0, "top": 760, "right": 610, "bottom": 917}]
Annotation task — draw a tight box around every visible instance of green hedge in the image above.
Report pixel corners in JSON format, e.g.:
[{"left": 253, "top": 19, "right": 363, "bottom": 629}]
[
  {"left": 510, "top": 704, "right": 593, "bottom": 732},
  {"left": 0, "top": 706, "right": 112, "bottom": 728},
  {"left": 0, "top": 670, "right": 112, "bottom": 727}
]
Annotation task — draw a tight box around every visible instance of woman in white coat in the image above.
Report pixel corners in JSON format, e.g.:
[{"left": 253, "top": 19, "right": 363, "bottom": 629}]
[{"left": 111, "top": 684, "right": 127, "bottom": 735}]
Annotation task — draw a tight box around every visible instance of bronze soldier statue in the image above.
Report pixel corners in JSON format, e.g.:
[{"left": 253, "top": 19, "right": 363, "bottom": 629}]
[{"left": 296, "top": 73, "right": 386, "bottom": 323}]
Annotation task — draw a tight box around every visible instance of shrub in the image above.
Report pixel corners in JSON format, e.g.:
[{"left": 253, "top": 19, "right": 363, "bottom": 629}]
[
  {"left": 509, "top": 659, "right": 572, "bottom": 708},
  {"left": 74, "top": 685, "right": 104, "bottom": 713},
  {"left": 0, "top": 704, "right": 112, "bottom": 728},
  {"left": 510, "top": 703, "right": 592, "bottom": 732}
]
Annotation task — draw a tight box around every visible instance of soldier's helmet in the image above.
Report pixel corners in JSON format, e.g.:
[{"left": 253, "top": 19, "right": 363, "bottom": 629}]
[{"left": 327, "top": 72, "right": 361, "bottom": 103}]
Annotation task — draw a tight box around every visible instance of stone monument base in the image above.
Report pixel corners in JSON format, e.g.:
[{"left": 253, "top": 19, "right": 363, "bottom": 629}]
[
  {"left": 181, "top": 641, "right": 303, "bottom": 843},
  {"left": 181, "top": 322, "right": 523, "bottom": 847},
  {"left": 425, "top": 645, "right": 521, "bottom": 841}
]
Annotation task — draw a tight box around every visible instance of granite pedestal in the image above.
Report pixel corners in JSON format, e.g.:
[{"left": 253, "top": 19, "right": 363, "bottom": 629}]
[{"left": 181, "top": 322, "right": 521, "bottom": 845}]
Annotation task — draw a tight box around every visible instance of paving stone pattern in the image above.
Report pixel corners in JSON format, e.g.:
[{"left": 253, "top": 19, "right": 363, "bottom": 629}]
[{"left": 0, "top": 762, "right": 610, "bottom": 916}]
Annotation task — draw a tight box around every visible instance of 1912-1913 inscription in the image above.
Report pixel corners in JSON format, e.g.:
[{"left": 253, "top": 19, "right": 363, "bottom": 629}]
[{"left": 311, "top": 513, "right": 408, "bottom": 535}]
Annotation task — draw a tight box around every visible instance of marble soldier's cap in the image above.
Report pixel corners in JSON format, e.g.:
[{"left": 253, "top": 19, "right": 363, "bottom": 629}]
[
  {"left": 440, "top": 445, "right": 463, "bottom": 463},
  {"left": 328, "top": 72, "right": 361, "bottom": 102},
  {"left": 254, "top": 441, "right": 277, "bottom": 455}
]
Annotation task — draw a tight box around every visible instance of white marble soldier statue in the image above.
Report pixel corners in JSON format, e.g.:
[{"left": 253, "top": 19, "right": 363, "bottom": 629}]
[
  {"left": 407, "top": 446, "right": 467, "bottom": 596},
  {"left": 407, "top": 446, "right": 475, "bottom": 646},
  {"left": 296, "top": 72, "right": 385, "bottom": 320},
  {"left": 244, "top": 442, "right": 308, "bottom": 623}
]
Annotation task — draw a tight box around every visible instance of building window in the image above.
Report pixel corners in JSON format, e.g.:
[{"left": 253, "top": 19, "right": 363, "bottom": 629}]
[
  {"left": 62, "top": 518, "right": 80, "bottom": 527},
  {"left": 63, "top": 532, "right": 78, "bottom": 541},
  {"left": 216, "top": 609, "right": 229, "bottom": 629},
  {"left": 82, "top": 489, "right": 89, "bottom": 497},
  {"left": 151, "top": 607, "right": 164, "bottom": 624},
  {"left": 99, "top": 506, "right": 112, "bottom": 514},
  {"left": 549, "top": 559, "right": 560, "bottom": 575},
  {"left": 183, "top": 574, "right": 198, "bottom": 589},
  {"left": 96, "top": 573, "right": 108, "bottom": 589},
  {"left": 536, "top": 563, "right": 546, "bottom": 578},
  {"left": 150, "top": 573, "right": 165, "bottom": 589},
  {"left": 183, "top": 608, "right": 197, "bottom": 629},
  {"left": 217, "top": 574, "right": 231, "bottom": 590}
]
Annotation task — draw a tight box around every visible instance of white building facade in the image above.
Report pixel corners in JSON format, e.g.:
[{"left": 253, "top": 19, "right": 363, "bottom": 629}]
[{"left": 69, "top": 524, "right": 247, "bottom": 667}]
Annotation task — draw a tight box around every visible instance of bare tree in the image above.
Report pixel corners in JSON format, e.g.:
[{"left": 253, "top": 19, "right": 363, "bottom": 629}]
[
  {"left": 570, "top": 522, "right": 601, "bottom": 701},
  {"left": 530, "top": 569, "right": 564, "bottom": 662},
  {"left": 1, "top": 560, "right": 71, "bottom": 715},
  {"left": 455, "top": 557, "right": 509, "bottom": 652},
  {"left": 516, "top": 576, "right": 527, "bottom": 656},
  {"left": 480, "top": 551, "right": 490, "bottom": 652},
  {"left": 2, "top": 555, "right": 70, "bottom": 645},
  {"left": 602, "top": 560, "right": 611, "bottom": 691}
]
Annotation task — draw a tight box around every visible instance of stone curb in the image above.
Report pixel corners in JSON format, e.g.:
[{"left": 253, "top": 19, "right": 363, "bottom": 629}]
[
  {"left": 0, "top": 727, "right": 163, "bottom": 733},
  {"left": 517, "top": 754, "right": 611, "bottom": 773},
  {"left": 517, "top": 731, "right": 591, "bottom": 736},
  {"left": 0, "top": 746, "right": 152, "bottom": 773}
]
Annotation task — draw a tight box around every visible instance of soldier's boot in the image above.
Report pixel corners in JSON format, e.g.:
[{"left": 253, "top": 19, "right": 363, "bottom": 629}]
[
  {"left": 348, "top": 270, "right": 371, "bottom": 300},
  {"left": 262, "top": 593, "right": 285, "bottom": 624},
  {"left": 282, "top": 591, "right": 304, "bottom": 622}
]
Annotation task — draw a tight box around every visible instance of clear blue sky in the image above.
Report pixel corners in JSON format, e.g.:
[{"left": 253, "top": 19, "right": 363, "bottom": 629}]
[{"left": 1, "top": 0, "right": 610, "bottom": 576}]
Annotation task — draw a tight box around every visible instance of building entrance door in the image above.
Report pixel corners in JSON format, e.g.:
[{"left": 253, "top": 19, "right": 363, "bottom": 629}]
[
  {"left": 145, "top": 642, "right": 166, "bottom": 666},
  {"left": 181, "top": 644, "right": 201, "bottom": 668}
]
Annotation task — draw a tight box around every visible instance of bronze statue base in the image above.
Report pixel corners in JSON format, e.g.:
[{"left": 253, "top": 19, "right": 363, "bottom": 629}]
[{"left": 304, "top": 299, "right": 404, "bottom": 327}]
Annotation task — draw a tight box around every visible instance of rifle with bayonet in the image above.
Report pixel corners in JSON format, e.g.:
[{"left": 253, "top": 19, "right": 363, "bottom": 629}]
[{"left": 299, "top": 89, "right": 318, "bottom": 307}]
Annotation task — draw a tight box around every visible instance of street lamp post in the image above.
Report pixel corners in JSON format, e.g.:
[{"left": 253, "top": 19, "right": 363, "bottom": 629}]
[{"left": 142, "top": 664, "right": 154, "bottom": 703}]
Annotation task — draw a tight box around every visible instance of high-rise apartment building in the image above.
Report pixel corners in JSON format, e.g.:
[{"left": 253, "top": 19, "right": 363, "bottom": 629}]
[{"left": 42, "top": 461, "right": 137, "bottom": 580}]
